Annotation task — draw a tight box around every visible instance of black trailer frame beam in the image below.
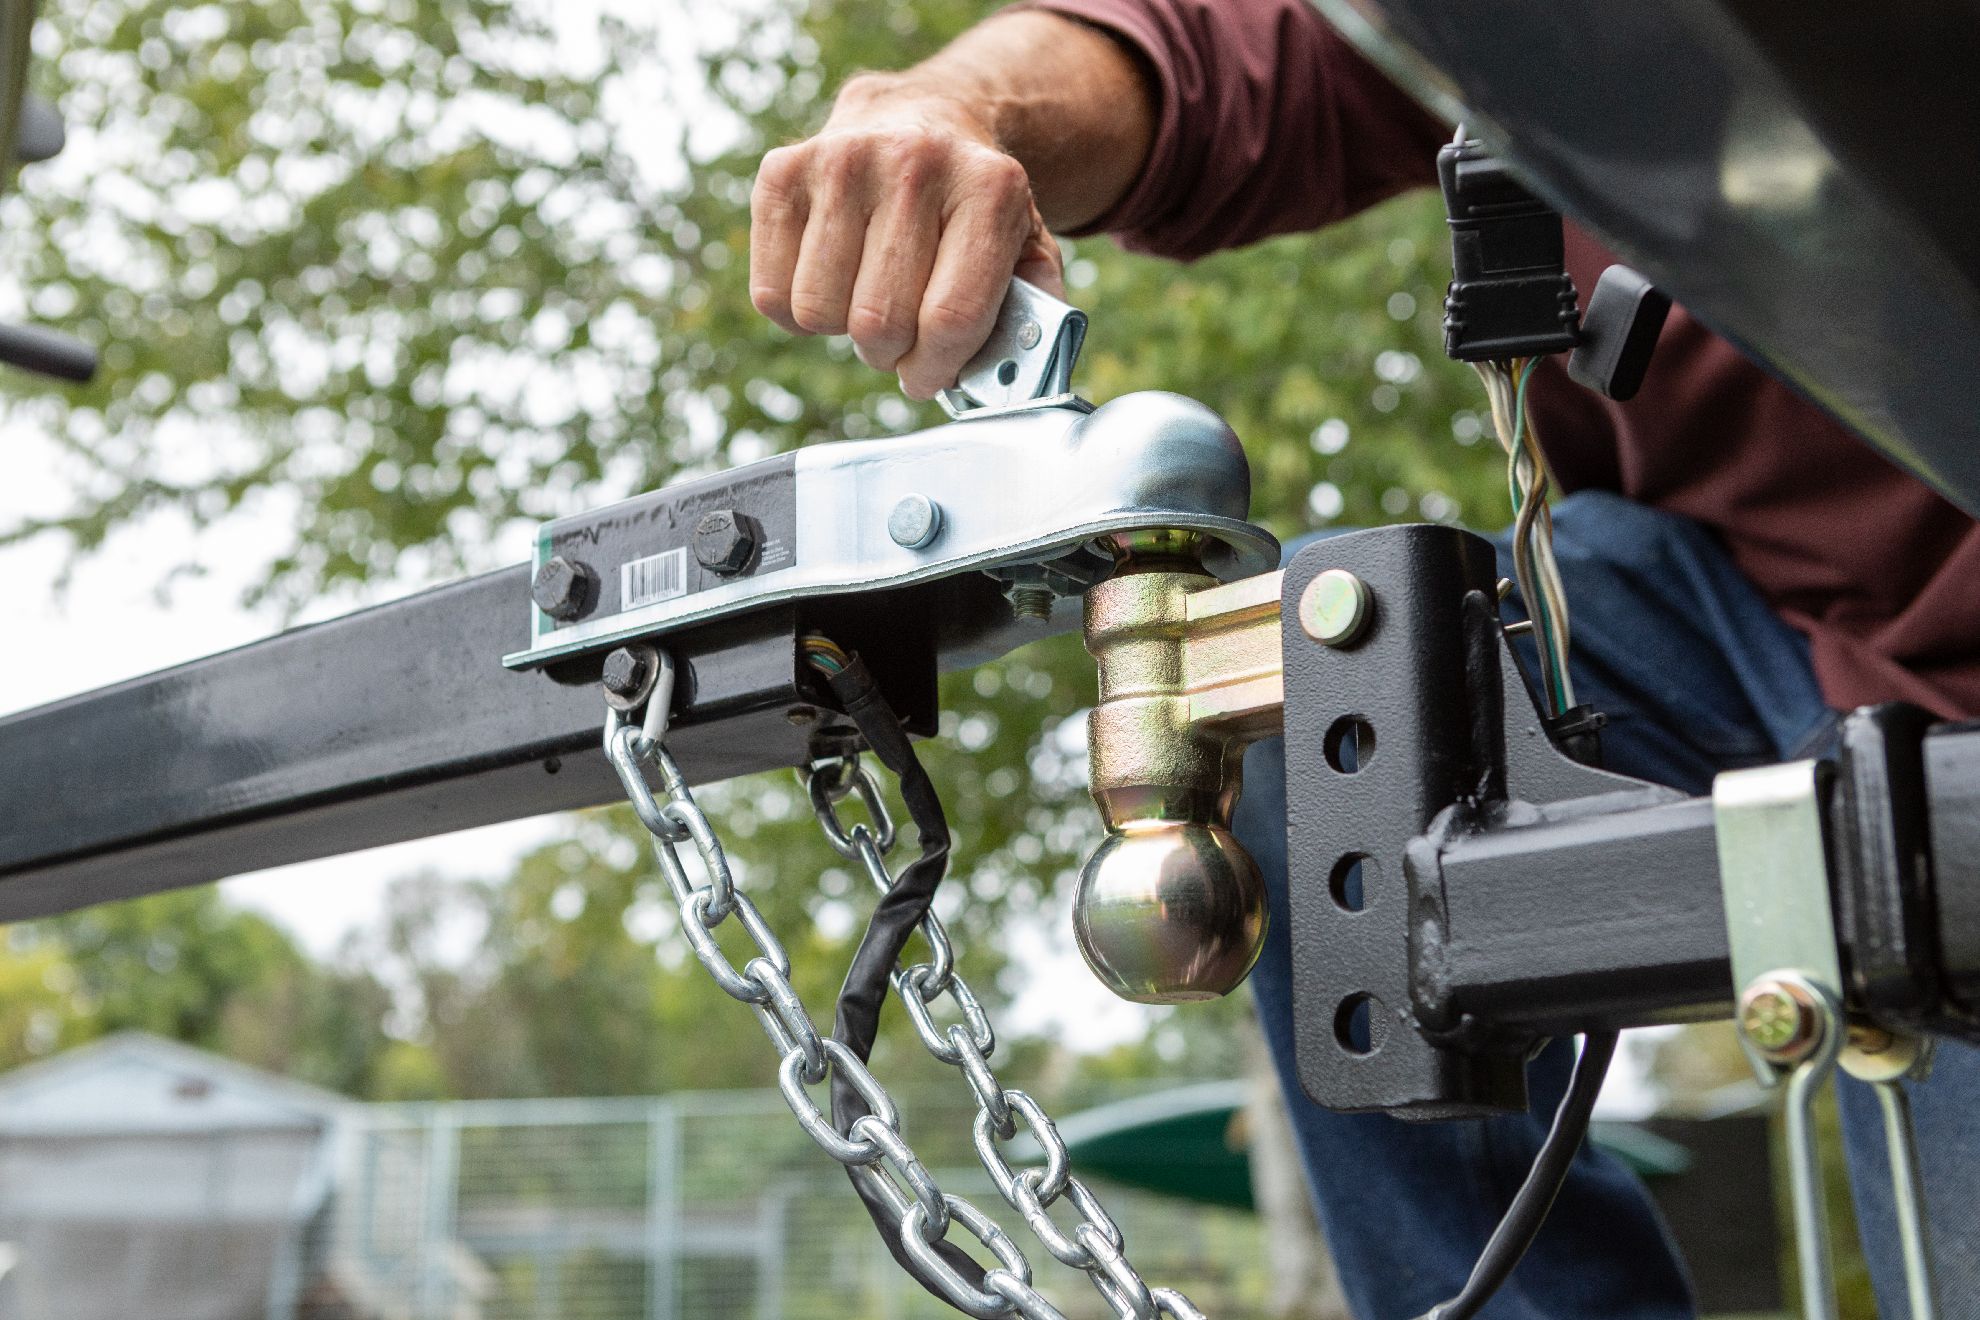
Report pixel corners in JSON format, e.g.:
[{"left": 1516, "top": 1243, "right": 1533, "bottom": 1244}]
[{"left": 0, "top": 564, "right": 968, "bottom": 921}]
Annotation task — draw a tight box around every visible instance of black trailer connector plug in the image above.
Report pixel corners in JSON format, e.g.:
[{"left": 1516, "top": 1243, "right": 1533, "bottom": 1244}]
[{"left": 1439, "top": 140, "right": 1580, "bottom": 362}]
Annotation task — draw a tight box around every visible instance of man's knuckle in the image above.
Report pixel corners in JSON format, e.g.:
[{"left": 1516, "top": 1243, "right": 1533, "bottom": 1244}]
[
  {"left": 754, "top": 147, "right": 804, "bottom": 199},
  {"left": 979, "top": 153, "right": 1032, "bottom": 204},
  {"left": 788, "top": 290, "right": 847, "bottom": 335},
  {"left": 890, "top": 141, "right": 945, "bottom": 195},
  {"left": 920, "top": 299, "right": 984, "bottom": 346},
  {"left": 848, "top": 301, "right": 915, "bottom": 350},
  {"left": 814, "top": 133, "right": 871, "bottom": 185}
]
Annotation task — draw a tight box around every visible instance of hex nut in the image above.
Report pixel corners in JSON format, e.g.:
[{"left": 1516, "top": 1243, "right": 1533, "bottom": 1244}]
[
  {"left": 692, "top": 509, "right": 758, "bottom": 576},
  {"left": 1738, "top": 978, "right": 1821, "bottom": 1061},
  {"left": 600, "top": 647, "right": 652, "bottom": 700},
  {"left": 1299, "top": 569, "right": 1373, "bottom": 647},
  {"left": 532, "top": 555, "right": 596, "bottom": 621}
]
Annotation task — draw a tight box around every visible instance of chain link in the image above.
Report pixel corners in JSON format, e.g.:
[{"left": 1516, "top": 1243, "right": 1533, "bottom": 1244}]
[{"left": 604, "top": 694, "right": 1206, "bottom": 1320}]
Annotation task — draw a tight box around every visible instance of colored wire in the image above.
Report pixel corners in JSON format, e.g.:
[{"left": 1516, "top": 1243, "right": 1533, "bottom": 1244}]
[
  {"left": 1508, "top": 362, "right": 1571, "bottom": 709},
  {"left": 800, "top": 633, "right": 850, "bottom": 676},
  {"left": 1477, "top": 360, "right": 1552, "bottom": 708},
  {"left": 1515, "top": 363, "right": 1576, "bottom": 712},
  {"left": 1476, "top": 357, "right": 1575, "bottom": 715}
]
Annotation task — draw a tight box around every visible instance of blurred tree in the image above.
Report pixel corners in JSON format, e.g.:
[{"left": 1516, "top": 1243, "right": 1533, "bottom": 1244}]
[
  {"left": 1, "top": 0, "right": 1505, "bottom": 1096},
  {"left": 0, "top": 934, "right": 92, "bottom": 1064},
  {"left": 0, "top": 886, "right": 399, "bottom": 1094}
]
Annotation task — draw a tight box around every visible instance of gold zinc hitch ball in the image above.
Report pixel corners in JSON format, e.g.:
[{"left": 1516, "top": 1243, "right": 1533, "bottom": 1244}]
[{"left": 1074, "top": 530, "right": 1287, "bottom": 1004}]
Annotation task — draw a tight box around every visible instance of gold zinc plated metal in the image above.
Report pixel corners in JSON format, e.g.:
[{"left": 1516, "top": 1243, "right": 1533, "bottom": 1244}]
[{"left": 1075, "top": 531, "right": 1287, "bottom": 1003}]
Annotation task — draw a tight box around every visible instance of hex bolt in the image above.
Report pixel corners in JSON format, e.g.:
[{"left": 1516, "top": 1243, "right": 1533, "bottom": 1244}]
[
  {"left": 1300, "top": 569, "right": 1373, "bottom": 647},
  {"left": 532, "top": 555, "right": 595, "bottom": 622},
  {"left": 600, "top": 647, "right": 652, "bottom": 701},
  {"left": 1738, "top": 977, "right": 1822, "bottom": 1061},
  {"left": 692, "top": 509, "right": 758, "bottom": 576},
  {"left": 887, "top": 494, "right": 943, "bottom": 549}
]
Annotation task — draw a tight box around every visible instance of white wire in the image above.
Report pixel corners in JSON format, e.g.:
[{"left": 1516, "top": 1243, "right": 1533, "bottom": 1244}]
[
  {"left": 1474, "top": 359, "right": 1575, "bottom": 713},
  {"left": 1519, "top": 384, "right": 1576, "bottom": 710}
]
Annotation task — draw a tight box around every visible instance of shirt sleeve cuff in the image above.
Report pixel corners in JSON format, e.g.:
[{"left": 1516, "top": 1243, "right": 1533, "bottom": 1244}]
[{"left": 1002, "top": 0, "right": 1184, "bottom": 241}]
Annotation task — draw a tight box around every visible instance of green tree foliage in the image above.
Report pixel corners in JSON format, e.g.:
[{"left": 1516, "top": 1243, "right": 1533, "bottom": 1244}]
[
  {"left": 4, "top": 0, "right": 1506, "bottom": 1099},
  {"left": 0, "top": 887, "right": 397, "bottom": 1094}
]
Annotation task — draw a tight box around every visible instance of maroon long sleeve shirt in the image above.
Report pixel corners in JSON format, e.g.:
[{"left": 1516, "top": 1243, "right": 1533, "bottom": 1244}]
[{"left": 1028, "top": 0, "right": 1980, "bottom": 719}]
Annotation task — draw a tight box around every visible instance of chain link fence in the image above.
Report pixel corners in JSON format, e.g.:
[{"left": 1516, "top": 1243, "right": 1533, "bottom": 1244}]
[{"left": 316, "top": 1089, "right": 1270, "bottom": 1320}]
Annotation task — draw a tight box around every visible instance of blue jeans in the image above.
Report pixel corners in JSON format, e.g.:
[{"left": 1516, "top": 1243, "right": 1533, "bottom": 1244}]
[{"left": 1234, "top": 491, "right": 1980, "bottom": 1318}]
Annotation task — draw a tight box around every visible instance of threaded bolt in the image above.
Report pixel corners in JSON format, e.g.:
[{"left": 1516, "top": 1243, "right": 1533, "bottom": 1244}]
[
  {"left": 532, "top": 555, "right": 595, "bottom": 622},
  {"left": 1008, "top": 584, "right": 1054, "bottom": 623}
]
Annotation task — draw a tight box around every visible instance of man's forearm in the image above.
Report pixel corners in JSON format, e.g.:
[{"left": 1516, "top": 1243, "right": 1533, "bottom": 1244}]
[{"left": 831, "top": 9, "right": 1155, "bottom": 233}]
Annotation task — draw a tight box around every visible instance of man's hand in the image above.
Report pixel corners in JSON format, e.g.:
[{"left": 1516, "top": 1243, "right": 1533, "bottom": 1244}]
[
  {"left": 747, "top": 11, "right": 1154, "bottom": 400},
  {"left": 750, "top": 83, "right": 1063, "bottom": 401}
]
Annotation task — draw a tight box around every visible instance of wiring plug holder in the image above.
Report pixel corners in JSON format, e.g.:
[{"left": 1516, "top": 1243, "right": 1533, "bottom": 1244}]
[
  {"left": 1439, "top": 141, "right": 1581, "bottom": 361},
  {"left": 1567, "top": 265, "right": 1671, "bottom": 401}
]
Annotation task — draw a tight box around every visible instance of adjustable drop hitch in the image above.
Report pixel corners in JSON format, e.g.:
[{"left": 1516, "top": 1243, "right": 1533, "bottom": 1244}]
[{"left": 505, "top": 278, "right": 1980, "bottom": 1137}]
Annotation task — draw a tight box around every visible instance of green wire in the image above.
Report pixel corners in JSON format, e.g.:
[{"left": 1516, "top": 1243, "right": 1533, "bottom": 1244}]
[
  {"left": 802, "top": 643, "right": 845, "bottom": 675},
  {"left": 1507, "top": 360, "right": 1568, "bottom": 714}
]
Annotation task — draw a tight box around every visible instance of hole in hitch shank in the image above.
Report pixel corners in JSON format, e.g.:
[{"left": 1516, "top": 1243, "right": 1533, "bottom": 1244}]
[
  {"left": 1330, "top": 854, "right": 1371, "bottom": 912},
  {"left": 1335, "top": 993, "right": 1383, "bottom": 1055},
  {"left": 1324, "top": 715, "right": 1376, "bottom": 773}
]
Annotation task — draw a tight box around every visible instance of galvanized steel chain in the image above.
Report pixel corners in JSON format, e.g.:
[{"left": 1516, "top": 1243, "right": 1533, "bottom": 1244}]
[{"left": 602, "top": 655, "right": 1206, "bottom": 1320}]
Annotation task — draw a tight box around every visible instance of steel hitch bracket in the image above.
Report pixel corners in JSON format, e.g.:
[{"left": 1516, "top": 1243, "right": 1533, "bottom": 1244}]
[
  {"left": 504, "top": 390, "right": 1275, "bottom": 679},
  {"left": 505, "top": 279, "right": 1273, "bottom": 690}
]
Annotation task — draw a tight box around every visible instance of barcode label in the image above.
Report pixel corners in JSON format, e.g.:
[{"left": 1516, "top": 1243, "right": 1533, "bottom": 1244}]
[{"left": 620, "top": 547, "right": 689, "bottom": 610}]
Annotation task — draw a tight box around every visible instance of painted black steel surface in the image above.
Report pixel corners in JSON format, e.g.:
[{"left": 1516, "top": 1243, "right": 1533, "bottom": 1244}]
[
  {"left": 1425, "top": 794, "right": 1730, "bottom": 1037},
  {"left": 1323, "top": 0, "right": 1980, "bottom": 517},
  {"left": 1831, "top": 705, "right": 1962, "bottom": 1037},
  {"left": 1281, "top": 544, "right": 1980, "bottom": 1104},
  {"left": 538, "top": 453, "right": 799, "bottom": 631},
  {"left": 0, "top": 565, "right": 902, "bottom": 921},
  {"left": 1280, "top": 525, "right": 1530, "bottom": 1118},
  {"left": 1925, "top": 721, "right": 1980, "bottom": 1022}
]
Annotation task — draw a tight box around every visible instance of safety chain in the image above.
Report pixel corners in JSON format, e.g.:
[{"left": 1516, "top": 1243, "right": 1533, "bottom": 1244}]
[{"left": 604, "top": 689, "right": 1207, "bottom": 1320}]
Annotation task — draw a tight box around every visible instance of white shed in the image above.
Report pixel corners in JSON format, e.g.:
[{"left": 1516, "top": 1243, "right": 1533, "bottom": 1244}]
[{"left": 0, "top": 1032, "right": 350, "bottom": 1320}]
